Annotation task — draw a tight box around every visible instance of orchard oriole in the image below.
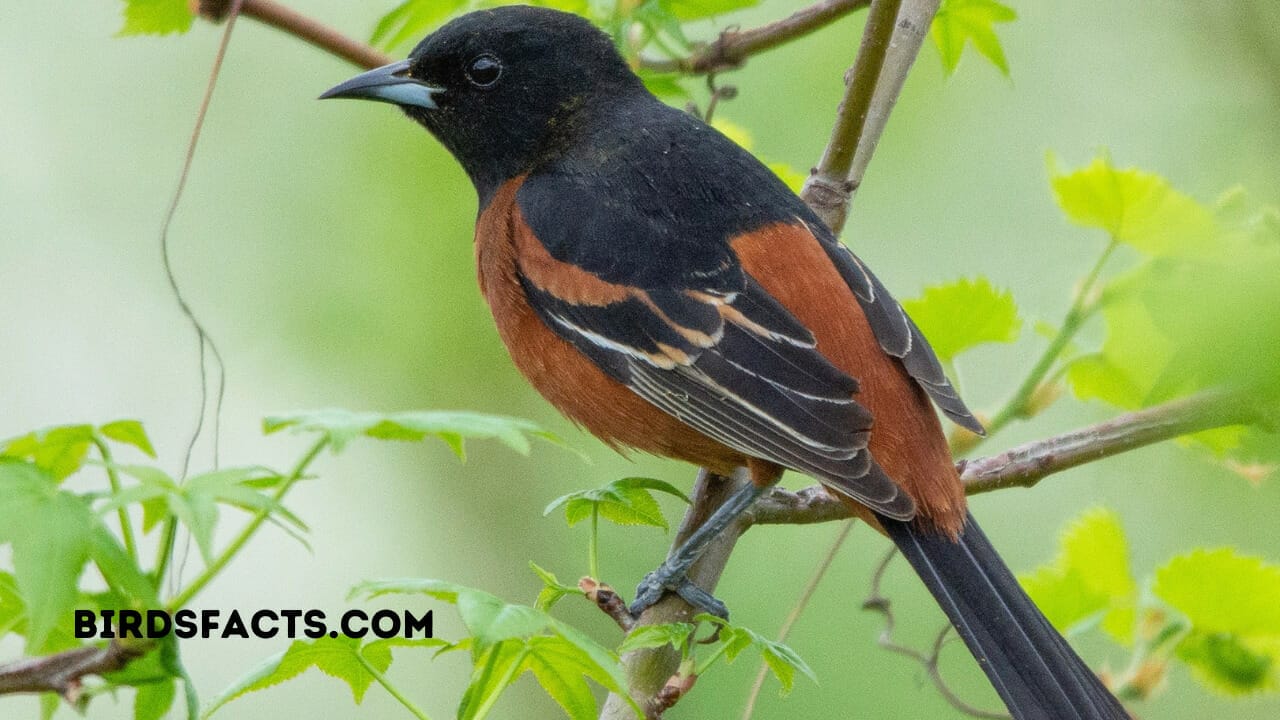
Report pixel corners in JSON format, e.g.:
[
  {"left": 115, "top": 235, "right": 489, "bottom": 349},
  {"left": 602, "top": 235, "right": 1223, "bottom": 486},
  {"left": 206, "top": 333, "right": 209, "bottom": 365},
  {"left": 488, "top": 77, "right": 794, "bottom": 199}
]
[{"left": 322, "top": 7, "right": 1128, "bottom": 718}]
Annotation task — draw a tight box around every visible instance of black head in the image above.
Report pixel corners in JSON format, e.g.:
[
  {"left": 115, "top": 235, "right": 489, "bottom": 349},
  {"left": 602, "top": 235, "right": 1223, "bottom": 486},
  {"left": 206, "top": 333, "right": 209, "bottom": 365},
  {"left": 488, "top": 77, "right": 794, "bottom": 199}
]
[{"left": 321, "top": 6, "right": 646, "bottom": 199}]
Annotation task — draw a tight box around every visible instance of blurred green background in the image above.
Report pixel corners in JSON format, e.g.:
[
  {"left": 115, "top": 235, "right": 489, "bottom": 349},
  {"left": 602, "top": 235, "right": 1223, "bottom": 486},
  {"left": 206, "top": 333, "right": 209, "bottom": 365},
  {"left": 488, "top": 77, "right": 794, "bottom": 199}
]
[{"left": 3, "top": 1, "right": 1279, "bottom": 717}]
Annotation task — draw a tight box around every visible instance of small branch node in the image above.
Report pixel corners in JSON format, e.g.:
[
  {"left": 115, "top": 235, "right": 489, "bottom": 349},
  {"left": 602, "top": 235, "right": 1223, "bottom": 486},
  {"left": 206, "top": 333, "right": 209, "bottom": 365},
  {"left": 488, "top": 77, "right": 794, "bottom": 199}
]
[{"left": 580, "top": 577, "right": 636, "bottom": 632}]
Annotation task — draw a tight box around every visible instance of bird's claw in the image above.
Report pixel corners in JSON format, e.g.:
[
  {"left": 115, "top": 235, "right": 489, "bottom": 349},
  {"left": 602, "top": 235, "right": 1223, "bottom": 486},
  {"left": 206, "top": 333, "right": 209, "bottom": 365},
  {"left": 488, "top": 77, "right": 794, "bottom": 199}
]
[{"left": 629, "top": 566, "right": 729, "bottom": 620}]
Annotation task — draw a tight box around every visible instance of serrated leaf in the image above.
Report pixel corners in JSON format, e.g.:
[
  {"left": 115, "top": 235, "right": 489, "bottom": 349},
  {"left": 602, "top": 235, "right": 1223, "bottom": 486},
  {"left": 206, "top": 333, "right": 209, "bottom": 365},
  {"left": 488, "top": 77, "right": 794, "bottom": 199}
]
[
  {"left": 203, "top": 635, "right": 392, "bottom": 716},
  {"left": 1155, "top": 548, "right": 1280, "bottom": 695},
  {"left": 458, "top": 639, "right": 526, "bottom": 720},
  {"left": 530, "top": 562, "right": 581, "bottom": 612},
  {"left": 119, "top": 0, "right": 195, "bottom": 36},
  {"left": 545, "top": 477, "right": 690, "bottom": 529},
  {"left": 618, "top": 622, "right": 695, "bottom": 654},
  {"left": 353, "top": 578, "right": 633, "bottom": 717},
  {"left": 99, "top": 420, "right": 157, "bottom": 458},
  {"left": 264, "top": 408, "right": 562, "bottom": 459},
  {"left": 1049, "top": 154, "right": 1216, "bottom": 254},
  {"left": 1019, "top": 509, "right": 1136, "bottom": 643},
  {"left": 901, "top": 277, "right": 1021, "bottom": 362},
  {"left": 931, "top": 0, "right": 1017, "bottom": 75},
  {"left": 1156, "top": 549, "right": 1280, "bottom": 637},
  {"left": 0, "top": 461, "right": 96, "bottom": 651},
  {"left": 695, "top": 615, "right": 816, "bottom": 694},
  {"left": 1, "top": 424, "right": 96, "bottom": 482},
  {"left": 523, "top": 635, "right": 620, "bottom": 720}
]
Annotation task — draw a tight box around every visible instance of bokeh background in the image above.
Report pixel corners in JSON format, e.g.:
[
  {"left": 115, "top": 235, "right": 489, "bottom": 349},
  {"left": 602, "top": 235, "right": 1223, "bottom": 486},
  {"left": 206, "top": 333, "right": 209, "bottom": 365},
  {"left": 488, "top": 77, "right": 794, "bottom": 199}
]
[{"left": 3, "top": 1, "right": 1279, "bottom": 718}]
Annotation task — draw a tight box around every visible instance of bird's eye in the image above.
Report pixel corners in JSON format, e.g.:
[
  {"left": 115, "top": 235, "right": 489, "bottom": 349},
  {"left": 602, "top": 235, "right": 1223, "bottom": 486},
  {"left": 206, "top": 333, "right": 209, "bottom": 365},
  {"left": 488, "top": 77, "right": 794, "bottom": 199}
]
[{"left": 465, "top": 54, "right": 502, "bottom": 88}]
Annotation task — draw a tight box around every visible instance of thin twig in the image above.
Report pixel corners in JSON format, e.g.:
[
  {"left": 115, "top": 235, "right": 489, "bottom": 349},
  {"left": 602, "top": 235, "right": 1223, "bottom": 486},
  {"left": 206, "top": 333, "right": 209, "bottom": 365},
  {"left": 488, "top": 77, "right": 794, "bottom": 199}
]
[
  {"left": 861, "top": 550, "right": 1010, "bottom": 718},
  {"left": 199, "top": 0, "right": 391, "bottom": 70},
  {"left": 801, "top": 0, "right": 938, "bottom": 233},
  {"left": 739, "top": 521, "right": 856, "bottom": 720},
  {"left": 642, "top": 0, "right": 871, "bottom": 74},
  {"left": 164, "top": 0, "right": 242, "bottom": 482},
  {"left": 599, "top": 471, "right": 748, "bottom": 720},
  {"left": 581, "top": 578, "right": 636, "bottom": 632}
]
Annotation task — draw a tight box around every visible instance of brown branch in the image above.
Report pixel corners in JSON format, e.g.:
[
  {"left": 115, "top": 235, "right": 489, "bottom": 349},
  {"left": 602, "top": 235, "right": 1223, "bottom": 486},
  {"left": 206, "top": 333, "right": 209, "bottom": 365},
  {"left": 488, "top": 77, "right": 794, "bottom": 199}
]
[
  {"left": 642, "top": 0, "right": 871, "bottom": 74},
  {"left": 0, "top": 642, "right": 149, "bottom": 700},
  {"left": 199, "top": 0, "right": 391, "bottom": 70},
  {"left": 749, "top": 390, "right": 1263, "bottom": 526},
  {"left": 801, "top": 0, "right": 938, "bottom": 233},
  {"left": 599, "top": 471, "right": 749, "bottom": 720}
]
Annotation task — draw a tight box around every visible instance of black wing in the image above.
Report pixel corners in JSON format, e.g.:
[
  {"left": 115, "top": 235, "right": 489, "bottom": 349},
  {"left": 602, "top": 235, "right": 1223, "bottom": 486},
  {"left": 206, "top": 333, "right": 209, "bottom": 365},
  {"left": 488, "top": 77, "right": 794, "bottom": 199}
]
[
  {"left": 796, "top": 216, "right": 986, "bottom": 435},
  {"left": 515, "top": 172, "right": 914, "bottom": 519}
]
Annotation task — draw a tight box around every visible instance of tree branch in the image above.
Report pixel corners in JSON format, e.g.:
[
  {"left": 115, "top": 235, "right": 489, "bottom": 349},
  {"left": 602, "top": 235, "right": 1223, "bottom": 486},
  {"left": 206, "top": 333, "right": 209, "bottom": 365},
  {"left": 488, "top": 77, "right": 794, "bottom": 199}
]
[
  {"left": 0, "top": 642, "right": 149, "bottom": 701},
  {"left": 801, "top": 0, "right": 938, "bottom": 233},
  {"left": 199, "top": 0, "right": 391, "bottom": 70},
  {"left": 641, "top": 0, "right": 871, "bottom": 74},
  {"left": 749, "top": 390, "right": 1263, "bottom": 526},
  {"left": 600, "top": 472, "right": 749, "bottom": 719},
  {"left": 603, "top": 4, "right": 942, "bottom": 715}
]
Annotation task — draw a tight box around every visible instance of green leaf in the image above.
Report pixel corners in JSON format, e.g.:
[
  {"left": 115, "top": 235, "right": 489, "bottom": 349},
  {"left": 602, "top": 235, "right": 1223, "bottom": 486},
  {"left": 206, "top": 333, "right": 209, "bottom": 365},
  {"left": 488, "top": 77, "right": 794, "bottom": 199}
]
[
  {"left": 119, "top": 0, "right": 195, "bottom": 36},
  {"left": 663, "top": 0, "right": 758, "bottom": 21},
  {"left": 632, "top": 0, "right": 689, "bottom": 48},
  {"left": 1019, "top": 509, "right": 1136, "bottom": 643},
  {"left": 0, "top": 571, "right": 26, "bottom": 639},
  {"left": 88, "top": 523, "right": 157, "bottom": 605},
  {"left": 134, "top": 678, "right": 176, "bottom": 720},
  {"left": 1049, "top": 154, "right": 1216, "bottom": 254},
  {"left": 370, "top": 0, "right": 468, "bottom": 50},
  {"left": 530, "top": 562, "right": 581, "bottom": 612},
  {"left": 1155, "top": 548, "right": 1280, "bottom": 694},
  {"left": 523, "top": 635, "right": 621, "bottom": 720},
  {"left": 1175, "top": 632, "right": 1277, "bottom": 695},
  {"left": 617, "top": 623, "right": 695, "bottom": 655},
  {"left": 695, "top": 615, "right": 816, "bottom": 694},
  {"left": 1156, "top": 549, "right": 1280, "bottom": 637},
  {"left": 1, "top": 424, "right": 95, "bottom": 482},
  {"left": 106, "top": 465, "right": 303, "bottom": 563},
  {"left": 100, "top": 420, "right": 157, "bottom": 458},
  {"left": 931, "top": 0, "right": 1017, "bottom": 75},
  {"left": 0, "top": 461, "right": 96, "bottom": 651},
  {"left": 544, "top": 477, "right": 691, "bottom": 530},
  {"left": 767, "top": 162, "right": 806, "bottom": 194},
  {"left": 264, "top": 408, "right": 562, "bottom": 459},
  {"left": 203, "top": 635, "right": 392, "bottom": 716},
  {"left": 352, "top": 578, "right": 633, "bottom": 717},
  {"left": 636, "top": 69, "right": 688, "bottom": 100},
  {"left": 901, "top": 277, "right": 1021, "bottom": 362}
]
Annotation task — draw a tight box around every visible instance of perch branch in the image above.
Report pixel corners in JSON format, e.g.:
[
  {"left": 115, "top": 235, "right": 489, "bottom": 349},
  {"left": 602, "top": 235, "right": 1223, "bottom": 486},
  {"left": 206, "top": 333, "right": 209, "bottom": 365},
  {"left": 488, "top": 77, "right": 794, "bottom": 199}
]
[
  {"left": 199, "top": 0, "right": 392, "bottom": 70},
  {"left": 0, "top": 642, "right": 149, "bottom": 701},
  {"left": 641, "top": 0, "right": 871, "bottom": 73},
  {"left": 801, "top": 0, "right": 939, "bottom": 233},
  {"left": 749, "top": 390, "right": 1263, "bottom": 526}
]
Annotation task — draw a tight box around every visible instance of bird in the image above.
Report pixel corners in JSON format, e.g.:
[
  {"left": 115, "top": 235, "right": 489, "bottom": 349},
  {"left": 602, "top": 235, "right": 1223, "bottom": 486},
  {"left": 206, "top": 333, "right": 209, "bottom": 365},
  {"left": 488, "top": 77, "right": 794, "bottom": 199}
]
[{"left": 321, "top": 6, "right": 1129, "bottom": 718}]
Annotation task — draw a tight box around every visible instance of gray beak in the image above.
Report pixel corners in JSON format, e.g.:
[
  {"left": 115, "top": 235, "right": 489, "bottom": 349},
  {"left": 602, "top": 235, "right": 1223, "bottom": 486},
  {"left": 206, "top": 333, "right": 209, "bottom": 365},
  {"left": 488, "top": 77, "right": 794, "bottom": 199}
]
[{"left": 319, "top": 60, "right": 443, "bottom": 110}]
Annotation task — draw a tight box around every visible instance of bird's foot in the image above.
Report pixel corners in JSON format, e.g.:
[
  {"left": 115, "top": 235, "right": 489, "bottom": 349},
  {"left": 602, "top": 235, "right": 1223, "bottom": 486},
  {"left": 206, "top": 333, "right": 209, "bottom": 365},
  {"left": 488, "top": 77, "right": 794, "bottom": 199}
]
[{"left": 629, "top": 564, "right": 729, "bottom": 620}]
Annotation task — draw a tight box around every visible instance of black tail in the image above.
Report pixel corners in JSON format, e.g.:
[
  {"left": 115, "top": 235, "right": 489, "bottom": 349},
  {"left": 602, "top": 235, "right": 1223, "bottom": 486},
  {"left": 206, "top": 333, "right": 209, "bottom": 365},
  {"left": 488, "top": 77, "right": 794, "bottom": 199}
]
[{"left": 881, "top": 512, "right": 1128, "bottom": 720}]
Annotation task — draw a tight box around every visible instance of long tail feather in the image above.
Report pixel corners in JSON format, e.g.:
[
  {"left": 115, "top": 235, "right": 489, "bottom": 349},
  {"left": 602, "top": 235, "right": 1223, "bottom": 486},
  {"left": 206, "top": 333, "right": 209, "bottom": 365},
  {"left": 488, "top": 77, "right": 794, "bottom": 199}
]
[{"left": 880, "top": 512, "right": 1129, "bottom": 720}]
